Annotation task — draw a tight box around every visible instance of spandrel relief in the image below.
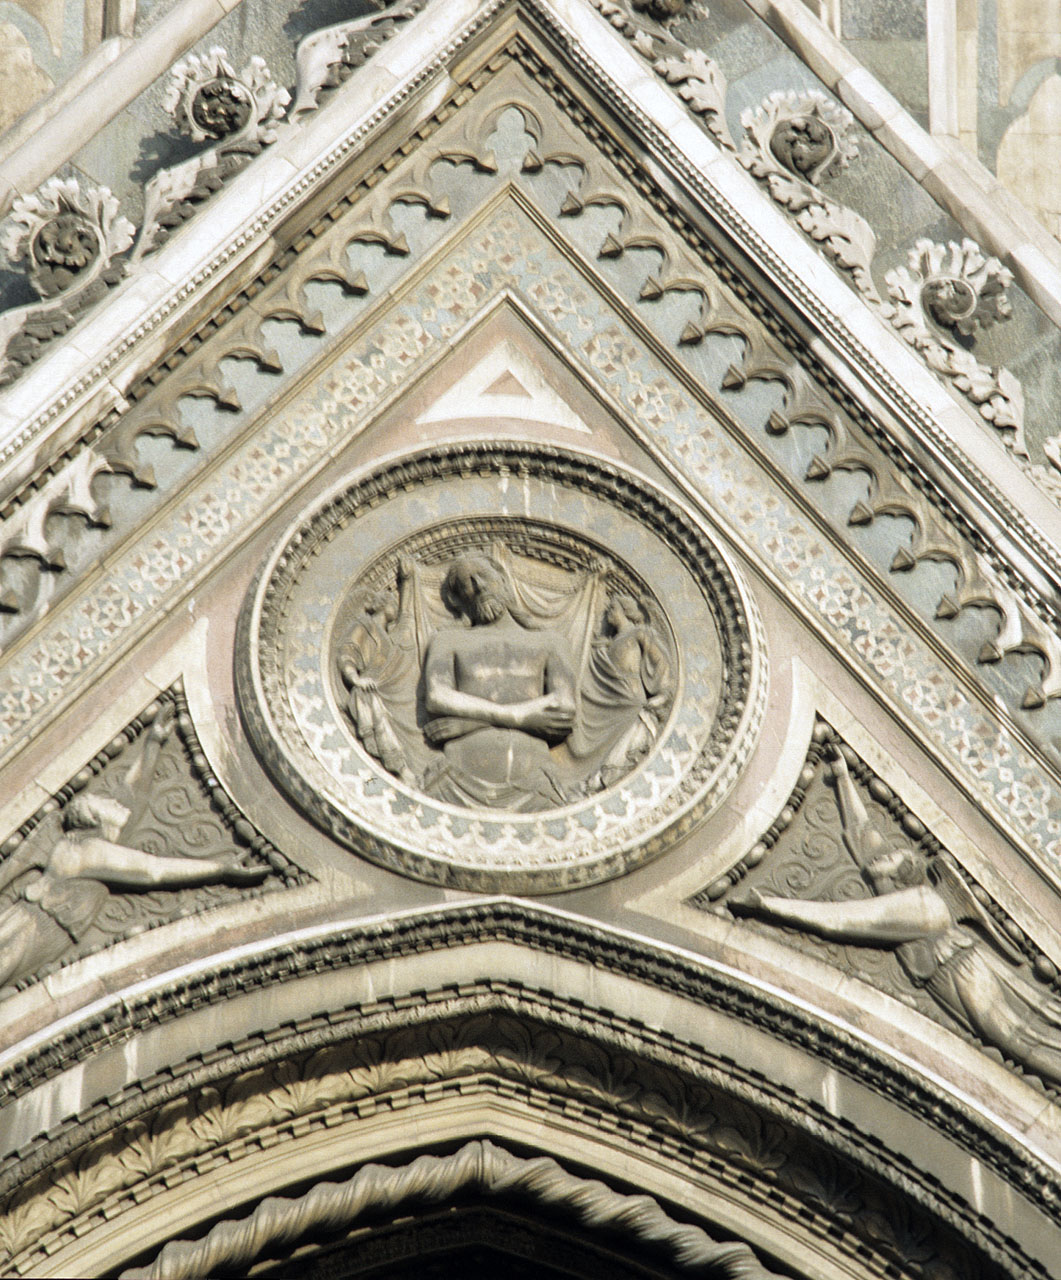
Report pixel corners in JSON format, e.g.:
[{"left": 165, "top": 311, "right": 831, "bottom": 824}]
[
  {"left": 240, "top": 444, "right": 765, "bottom": 891},
  {"left": 335, "top": 544, "right": 675, "bottom": 812},
  {"left": 0, "top": 686, "right": 301, "bottom": 997},
  {"left": 706, "top": 729, "right": 1061, "bottom": 1093}
]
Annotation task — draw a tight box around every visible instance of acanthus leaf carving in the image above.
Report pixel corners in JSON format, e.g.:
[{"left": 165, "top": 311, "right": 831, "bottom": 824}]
[
  {"left": 0, "top": 0, "right": 444, "bottom": 387},
  {"left": 136, "top": 48, "right": 291, "bottom": 258},
  {"left": 0, "top": 1003, "right": 1021, "bottom": 1280},
  {"left": 592, "top": 7, "right": 1034, "bottom": 467},
  {"left": 0, "top": 94, "right": 469, "bottom": 630},
  {"left": 0, "top": 178, "right": 134, "bottom": 385},
  {"left": 631, "top": 0, "right": 692, "bottom": 19},
  {"left": 536, "top": 117, "right": 1061, "bottom": 713},
  {"left": 290, "top": 0, "right": 428, "bottom": 121},
  {"left": 739, "top": 91, "right": 881, "bottom": 305},
  {"left": 743, "top": 91, "right": 858, "bottom": 187},
  {"left": 0, "top": 46, "right": 290, "bottom": 380},
  {"left": 885, "top": 238, "right": 1025, "bottom": 450},
  {"left": 653, "top": 48, "right": 735, "bottom": 151},
  {"left": 793, "top": 199, "right": 879, "bottom": 299},
  {"left": 0, "top": 178, "right": 134, "bottom": 300}
]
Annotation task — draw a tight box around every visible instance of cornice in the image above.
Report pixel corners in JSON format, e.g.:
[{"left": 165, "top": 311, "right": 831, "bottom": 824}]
[
  {"left": 0, "top": 901, "right": 1049, "bottom": 1280},
  {"left": 0, "top": 46, "right": 1056, "bottom": 926},
  {"left": 734, "top": 0, "right": 1061, "bottom": 317},
  {"left": 1, "top": 897, "right": 1056, "bottom": 1238},
  {"left": 538, "top": 0, "right": 1061, "bottom": 609},
  {"left": 0, "top": 0, "right": 1057, "bottom": 609},
  {"left": 0, "top": 0, "right": 1055, "bottom": 687}
]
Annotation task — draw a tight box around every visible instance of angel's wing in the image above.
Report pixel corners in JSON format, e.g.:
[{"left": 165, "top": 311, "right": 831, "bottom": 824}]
[
  {"left": 930, "top": 856, "right": 1024, "bottom": 965},
  {"left": 0, "top": 810, "right": 59, "bottom": 898}
]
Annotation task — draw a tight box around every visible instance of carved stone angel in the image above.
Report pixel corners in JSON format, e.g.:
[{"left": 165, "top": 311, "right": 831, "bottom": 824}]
[
  {"left": 569, "top": 593, "right": 673, "bottom": 791},
  {"left": 337, "top": 558, "right": 419, "bottom": 784},
  {"left": 0, "top": 707, "right": 265, "bottom": 996},
  {"left": 732, "top": 746, "right": 1061, "bottom": 1089}
]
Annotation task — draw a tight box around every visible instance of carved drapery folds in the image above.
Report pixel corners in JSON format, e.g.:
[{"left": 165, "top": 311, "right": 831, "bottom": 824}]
[
  {"left": 550, "top": 85, "right": 1059, "bottom": 714},
  {"left": 0, "top": 13, "right": 1050, "bottom": 732},
  {"left": 0, "top": 38, "right": 1053, "bottom": 903},
  {"left": 336, "top": 546, "right": 675, "bottom": 810}
]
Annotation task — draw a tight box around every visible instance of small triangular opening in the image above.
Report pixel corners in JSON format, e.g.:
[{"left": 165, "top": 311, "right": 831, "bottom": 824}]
[
  {"left": 416, "top": 338, "right": 589, "bottom": 432},
  {"left": 483, "top": 371, "right": 531, "bottom": 397}
]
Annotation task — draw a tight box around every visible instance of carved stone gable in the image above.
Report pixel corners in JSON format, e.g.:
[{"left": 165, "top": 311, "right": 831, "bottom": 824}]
[{"left": 1, "top": 1, "right": 1061, "bottom": 1277}]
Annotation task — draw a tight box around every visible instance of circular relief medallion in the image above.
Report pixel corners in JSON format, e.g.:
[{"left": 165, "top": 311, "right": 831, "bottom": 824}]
[{"left": 237, "top": 444, "right": 766, "bottom": 891}]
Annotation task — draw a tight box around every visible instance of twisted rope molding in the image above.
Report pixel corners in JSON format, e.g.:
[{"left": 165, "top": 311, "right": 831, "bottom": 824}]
[{"left": 120, "top": 1139, "right": 784, "bottom": 1279}]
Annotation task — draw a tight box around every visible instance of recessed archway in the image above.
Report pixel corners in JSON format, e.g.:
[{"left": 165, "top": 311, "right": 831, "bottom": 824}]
[{"left": 3, "top": 907, "right": 1045, "bottom": 1280}]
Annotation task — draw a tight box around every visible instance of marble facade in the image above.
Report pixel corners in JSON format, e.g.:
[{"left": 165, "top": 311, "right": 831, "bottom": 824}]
[{"left": 0, "top": 1, "right": 1059, "bottom": 1276}]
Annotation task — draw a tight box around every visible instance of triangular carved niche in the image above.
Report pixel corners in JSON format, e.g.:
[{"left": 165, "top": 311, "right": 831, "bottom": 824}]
[
  {"left": 0, "top": 684, "right": 304, "bottom": 998},
  {"left": 698, "top": 723, "right": 1061, "bottom": 1095}
]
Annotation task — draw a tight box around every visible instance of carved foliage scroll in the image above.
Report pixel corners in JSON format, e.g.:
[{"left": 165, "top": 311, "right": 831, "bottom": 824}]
[
  {"left": 885, "top": 239, "right": 1025, "bottom": 449},
  {"left": 0, "top": 179, "right": 134, "bottom": 384},
  {"left": 0, "top": 1009, "right": 1014, "bottom": 1279},
  {"left": 0, "top": 0, "right": 423, "bottom": 383},
  {"left": 592, "top": 0, "right": 1028, "bottom": 452},
  {"left": 543, "top": 83, "right": 1060, "bottom": 711}
]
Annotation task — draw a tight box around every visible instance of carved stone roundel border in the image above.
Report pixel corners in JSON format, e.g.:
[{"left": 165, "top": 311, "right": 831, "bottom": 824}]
[{"left": 237, "top": 443, "right": 765, "bottom": 890}]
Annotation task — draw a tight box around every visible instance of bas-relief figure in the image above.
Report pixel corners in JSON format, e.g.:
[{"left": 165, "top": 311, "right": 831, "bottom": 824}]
[
  {"left": 336, "top": 546, "right": 676, "bottom": 811},
  {"left": 0, "top": 708, "right": 266, "bottom": 996},
  {"left": 337, "top": 557, "right": 419, "bottom": 786},
  {"left": 422, "top": 554, "right": 578, "bottom": 811},
  {"left": 732, "top": 747, "right": 1061, "bottom": 1089},
  {"left": 570, "top": 593, "right": 673, "bottom": 792}
]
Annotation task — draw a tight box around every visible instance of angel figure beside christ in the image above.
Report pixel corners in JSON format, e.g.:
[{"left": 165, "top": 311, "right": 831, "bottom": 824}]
[{"left": 731, "top": 745, "right": 1061, "bottom": 1089}]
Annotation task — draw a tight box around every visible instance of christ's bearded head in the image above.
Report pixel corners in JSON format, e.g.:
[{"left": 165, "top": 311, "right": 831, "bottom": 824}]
[{"left": 443, "top": 554, "right": 515, "bottom": 626}]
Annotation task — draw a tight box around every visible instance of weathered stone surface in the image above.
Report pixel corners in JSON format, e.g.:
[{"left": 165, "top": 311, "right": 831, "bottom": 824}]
[{"left": 0, "top": 3, "right": 1058, "bottom": 1278}]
